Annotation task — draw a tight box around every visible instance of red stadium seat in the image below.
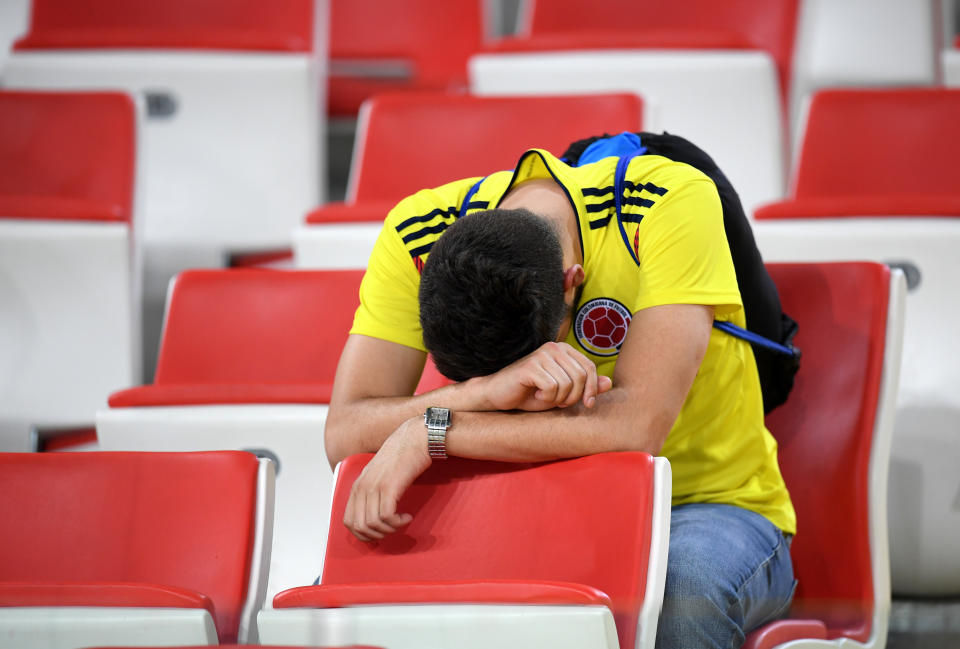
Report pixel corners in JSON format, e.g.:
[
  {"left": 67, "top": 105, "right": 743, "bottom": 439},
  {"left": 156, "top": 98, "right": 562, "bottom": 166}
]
[
  {"left": 743, "top": 262, "right": 905, "bottom": 649},
  {"left": 259, "top": 452, "right": 672, "bottom": 649},
  {"left": 294, "top": 91, "right": 643, "bottom": 268},
  {"left": 505, "top": 0, "right": 799, "bottom": 105},
  {"left": 328, "top": 0, "right": 486, "bottom": 117},
  {"left": 757, "top": 89, "right": 960, "bottom": 219},
  {"left": 753, "top": 89, "right": 960, "bottom": 595},
  {"left": 0, "top": 90, "right": 140, "bottom": 450},
  {"left": 789, "top": 2, "right": 939, "bottom": 140},
  {"left": 98, "top": 269, "right": 369, "bottom": 602},
  {"left": 13, "top": 0, "right": 312, "bottom": 51},
  {"left": 110, "top": 269, "right": 362, "bottom": 408},
  {"left": 0, "top": 450, "right": 274, "bottom": 645},
  {"left": 5, "top": 0, "right": 322, "bottom": 260},
  {"left": 469, "top": 0, "right": 795, "bottom": 217}
]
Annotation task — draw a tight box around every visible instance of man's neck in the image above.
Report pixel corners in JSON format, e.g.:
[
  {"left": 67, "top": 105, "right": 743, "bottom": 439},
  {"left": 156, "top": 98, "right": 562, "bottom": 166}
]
[{"left": 498, "top": 178, "right": 583, "bottom": 267}]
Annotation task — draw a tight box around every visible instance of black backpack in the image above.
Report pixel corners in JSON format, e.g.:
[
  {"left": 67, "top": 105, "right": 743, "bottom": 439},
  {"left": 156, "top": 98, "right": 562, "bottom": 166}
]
[{"left": 561, "top": 131, "right": 800, "bottom": 414}]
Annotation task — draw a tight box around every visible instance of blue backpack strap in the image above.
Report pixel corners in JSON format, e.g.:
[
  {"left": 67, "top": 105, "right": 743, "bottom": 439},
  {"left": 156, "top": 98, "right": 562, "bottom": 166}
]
[
  {"left": 459, "top": 177, "right": 486, "bottom": 218},
  {"left": 713, "top": 320, "right": 800, "bottom": 358},
  {"left": 592, "top": 133, "right": 799, "bottom": 359}
]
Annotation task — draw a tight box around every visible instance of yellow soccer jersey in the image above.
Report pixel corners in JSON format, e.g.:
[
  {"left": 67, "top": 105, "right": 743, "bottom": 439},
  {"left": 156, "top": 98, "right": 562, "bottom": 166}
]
[{"left": 352, "top": 148, "right": 796, "bottom": 534}]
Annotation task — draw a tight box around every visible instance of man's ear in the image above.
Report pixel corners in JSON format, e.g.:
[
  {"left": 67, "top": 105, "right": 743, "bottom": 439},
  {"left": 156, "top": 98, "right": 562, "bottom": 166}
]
[{"left": 563, "top": 264, "right": 585, "bottom": 292}]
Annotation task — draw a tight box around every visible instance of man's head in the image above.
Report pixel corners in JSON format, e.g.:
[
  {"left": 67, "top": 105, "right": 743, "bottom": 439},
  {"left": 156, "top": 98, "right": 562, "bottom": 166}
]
[{"left": 419, "top": 208, "right": 568, "bottom": 381}]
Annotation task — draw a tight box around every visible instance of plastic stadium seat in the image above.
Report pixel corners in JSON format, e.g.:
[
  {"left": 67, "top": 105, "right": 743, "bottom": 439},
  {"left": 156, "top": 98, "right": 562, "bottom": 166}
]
[
  {"left": 789, "top": 0, "right": 939, "bottom": 141},
  {"left": 742, "top": 262, "right": 905, "bottom": 649},
  {"left": 943, "top": 35, "right": 960, "bottom": 87},
  {"left": 97, "top": 269, "right": 367, "bottom": 604},
  {"left": 510, "top": 0, "right": 798, "bottom": 103},
  {"left": 0, "top": 90, "right": 140, "bottom": 451},
  {"left": 258, "top": 452, "right": 672, "bottom": 649},
  {"left": 753, "top": 89, "right": 960, "bottom": 596},
  {"left": 3, "top": 0, "right": 323, "bottom": 256},
  {"left": 469, "top": 0, "right": 797, "bottom": 216},
  {"left": 757, "top": 89, "right": 960, "bottom": 218},
  {"left": 0, "top": 450, "right": 274, "bottom": 647},
  {"left": 294, "top": 91, "right": 643, "bottom": 268},
  {"left": 328, "top": 0, "right": 486, "bottom": 117}
]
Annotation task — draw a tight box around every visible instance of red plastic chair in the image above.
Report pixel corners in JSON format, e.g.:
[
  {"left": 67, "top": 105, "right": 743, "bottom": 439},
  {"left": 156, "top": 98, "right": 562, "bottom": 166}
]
[
  {"left": 295, "top": 91, "right": 643, "bottom": 268},
  {"left": 743, "top": 262, "right": 906, "bottom": 649},
  {"left": 97, "top": 269, "right": 369, "bottom": 601},
  {"left": 756, "top": 88, "right": 960, "bottom": 219},
  {"left": 328, "top": 0, "right": 486, "bottom": 117},
  {"left": 0, "top": 450, "right": 274, "bottom": 645},
  {"left": 506, "top": 0, "right": 799, "bottom": 105},
  {"left": 6, "top": 0, "right": 321, "bottom": 258},
  {"left": 0, "top": 89, "right": 139, "bottom": 447},
  {"left": 98, "top": 269, "right": 445, "bottom": 602},
  {"left": 13, "top": 0, "right": 313, "bottom": 51},
  {"left": 754, "top": 90, "right": 960, "bottom": 596},
  {"left": 259, "top": 452, "right": 672, "bottom": 649},
  {"left": 109, "top": 269, "right": 363, "bottom": 408},
  {"left": 469, "top": 2, "right": 793, "bottom": 217}
]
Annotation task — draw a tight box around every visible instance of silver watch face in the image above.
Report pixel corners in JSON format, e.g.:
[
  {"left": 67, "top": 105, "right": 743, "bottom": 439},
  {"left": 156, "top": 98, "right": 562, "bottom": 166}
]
[{"left": 425, "top": 407, "right": 451, "bottom": 429}]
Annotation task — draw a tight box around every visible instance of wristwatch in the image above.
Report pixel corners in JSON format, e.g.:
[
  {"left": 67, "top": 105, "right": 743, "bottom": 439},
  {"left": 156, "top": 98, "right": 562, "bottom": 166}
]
[{"left": 424, "top": 406, "right": 451, "bottom": 459}]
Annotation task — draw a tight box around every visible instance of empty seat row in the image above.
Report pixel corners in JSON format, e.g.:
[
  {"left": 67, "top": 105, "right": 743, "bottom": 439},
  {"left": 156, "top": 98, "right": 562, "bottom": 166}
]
[
  {"left": 0, "top": 90, "right": 141, "bottom": 449},
  {"left": 1, "top": 261, "right": 906, "bottom": 648}
]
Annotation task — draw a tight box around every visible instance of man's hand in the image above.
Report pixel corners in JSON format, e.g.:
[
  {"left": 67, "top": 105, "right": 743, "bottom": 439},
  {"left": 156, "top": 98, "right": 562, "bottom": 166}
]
[
  {"left": 343, "top": 416, "right": 431, "bottom": 542},
  {"left": 475, "top": 341, "right": 613, "bottom": 412}
]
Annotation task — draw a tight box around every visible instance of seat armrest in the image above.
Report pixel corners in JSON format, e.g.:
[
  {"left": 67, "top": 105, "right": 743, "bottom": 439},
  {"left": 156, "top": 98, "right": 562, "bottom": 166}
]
[
  {"left": 742, "top": 618, "right": 828, "bottom": 649},
  {"left": 0, "top": 582, "right": 214, "bottom": 617},
  {"left": 305, "top": 202, "right": 397, "bottom": 225},
  {"left": 107, "top": 383, "right": 335, "bottom": 407},
  {"left": 754, "top": 196, "right": 960, "bottom": 219},
  {"left": 484, "top": 29, "right": 752, "bottom": 53},
  {"left": 273, "top": 580, "right": 613, "bottom": 609}
]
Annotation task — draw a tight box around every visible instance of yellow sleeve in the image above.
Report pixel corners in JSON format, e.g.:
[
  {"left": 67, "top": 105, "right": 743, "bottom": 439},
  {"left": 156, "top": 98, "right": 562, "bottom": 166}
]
[
  {"left": 633, "top": 176, "right": 742, "bottom": 317},
  {"left": 350, "top": 216, "right": 425, "bottom": 350},
  {"left": 349, "top": 177, "right": 481, "bottom": 350}
]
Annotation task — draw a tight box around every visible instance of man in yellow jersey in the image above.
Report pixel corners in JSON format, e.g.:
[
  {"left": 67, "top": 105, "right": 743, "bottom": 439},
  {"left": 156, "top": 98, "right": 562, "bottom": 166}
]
[{"left": 325, "top": 133, "right": 797, "bottom": 648}]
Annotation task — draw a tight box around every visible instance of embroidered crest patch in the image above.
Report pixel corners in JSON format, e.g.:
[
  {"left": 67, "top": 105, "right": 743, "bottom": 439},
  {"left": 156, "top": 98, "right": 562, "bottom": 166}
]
[{"left": 574, "top": 298, "right": 632, "bottom": 357}]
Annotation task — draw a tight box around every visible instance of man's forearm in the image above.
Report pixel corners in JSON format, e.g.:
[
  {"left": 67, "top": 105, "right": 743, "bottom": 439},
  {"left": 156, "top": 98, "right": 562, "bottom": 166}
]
[
  {"left": 438, "top": 386, "right": 671, "bottom": 463},
  {"left": 325, "top": 377, "right": 498, "bottom": 467}
]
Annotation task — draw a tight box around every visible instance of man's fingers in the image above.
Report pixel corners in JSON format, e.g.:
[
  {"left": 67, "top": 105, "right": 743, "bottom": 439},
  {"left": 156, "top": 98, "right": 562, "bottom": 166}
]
[
  {"left": 345, "top": 488, "right": 380, "bottom": 541},
  {"left": 533, "top": 361, "right": 575, "bottom": 406},
  {"left": 553, "top": 351, "right": 589, "bottom": 407},
  {"left": 598, "top": 375, "right": 613, "bottom": 393},
  {"left": 379, "top": 494, "right": 413, "bottom": 530}
]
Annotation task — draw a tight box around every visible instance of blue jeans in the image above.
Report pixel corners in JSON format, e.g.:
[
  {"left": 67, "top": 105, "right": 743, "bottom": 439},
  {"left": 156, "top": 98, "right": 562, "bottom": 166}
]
[{"left": 655, "top": 503, "right": 797, "bottom": 649}]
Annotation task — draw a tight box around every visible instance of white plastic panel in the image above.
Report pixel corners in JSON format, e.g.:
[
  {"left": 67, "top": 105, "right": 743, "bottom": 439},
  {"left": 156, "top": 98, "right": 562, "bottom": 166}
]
[
  {"left": 636, "top": 457, "right": 672, "bottom": 649},
  {"left": 96, "top": 404, "right": 333, "bottom": 603},
  {"left": 0, "top": 220, "right": 136, "bottom": 431},
  {"left": 944, "top": 48, "right": 960, "bottom": 87},
  {"left": 753, "top": 218, "right": 960, "bottom": 596},
  {"left": 292, "top": 223, "right": 381, "bottom": 269},
  {"left": 470, "top": 49, "right": 786, "bottom": 218},
  {"left": 0, "top": 0, "right": 29, "bottom": 79},
  {"left": 3, "top": 51, "right": 322, "bottom": 252},
  {"left": 258, "top": 604, "right": 619, "bottom": 649},
  {"left": 242, "top": 458, "right": 277, "bottom": 644},
  {"left": 0, "top": 607, "right": 218, "bottom": 649}
]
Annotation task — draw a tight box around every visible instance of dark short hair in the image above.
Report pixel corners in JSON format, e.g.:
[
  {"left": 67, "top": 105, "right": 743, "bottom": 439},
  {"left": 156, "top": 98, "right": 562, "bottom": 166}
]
[{"left": 419, "top": 208, "right": 567, "bottom": 381}]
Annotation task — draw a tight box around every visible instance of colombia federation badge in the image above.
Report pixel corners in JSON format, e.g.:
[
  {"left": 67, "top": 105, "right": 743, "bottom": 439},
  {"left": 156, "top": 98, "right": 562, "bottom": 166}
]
[{"left": 574, "top": 298, "right": 632, "bottom": 357}]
